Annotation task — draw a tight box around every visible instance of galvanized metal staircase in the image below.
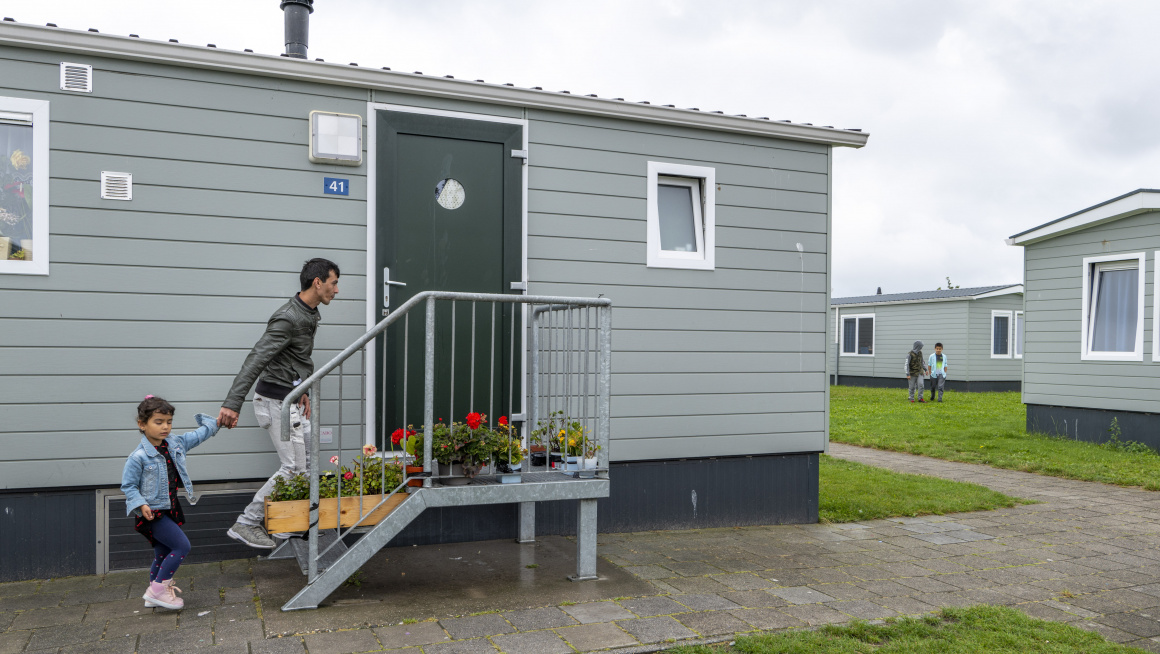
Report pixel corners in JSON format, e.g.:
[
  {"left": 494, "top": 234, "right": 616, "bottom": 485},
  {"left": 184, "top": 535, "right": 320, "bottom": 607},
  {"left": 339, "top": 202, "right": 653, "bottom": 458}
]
[{"left": 271, "top": 291, "right": 612, "bottom": 611}]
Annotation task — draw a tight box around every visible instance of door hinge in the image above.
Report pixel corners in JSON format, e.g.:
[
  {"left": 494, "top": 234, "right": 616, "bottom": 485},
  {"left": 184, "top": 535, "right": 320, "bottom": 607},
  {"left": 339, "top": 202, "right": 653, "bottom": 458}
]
[
  {"left": 511, "top": 149, "right": 528, "bottom": 164},
  {"left": 510, "top": 281, "right": 527, "bottom": 292}
]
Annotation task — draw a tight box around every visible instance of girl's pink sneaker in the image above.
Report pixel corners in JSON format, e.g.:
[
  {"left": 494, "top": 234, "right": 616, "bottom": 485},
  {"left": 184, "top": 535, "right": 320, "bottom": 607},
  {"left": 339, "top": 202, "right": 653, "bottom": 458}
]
[{"left": 144, "top": 580, "right": 183, "bottom": 610}]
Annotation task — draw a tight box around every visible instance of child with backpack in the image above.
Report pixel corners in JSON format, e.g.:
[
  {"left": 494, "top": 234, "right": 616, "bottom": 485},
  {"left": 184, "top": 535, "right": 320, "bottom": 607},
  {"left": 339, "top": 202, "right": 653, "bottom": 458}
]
[
  {"left": 121, "top": 396, "right": 220, "bottom": 610},
  {"left": 905, "top": 340, "right": 929, "bottom": 403}
]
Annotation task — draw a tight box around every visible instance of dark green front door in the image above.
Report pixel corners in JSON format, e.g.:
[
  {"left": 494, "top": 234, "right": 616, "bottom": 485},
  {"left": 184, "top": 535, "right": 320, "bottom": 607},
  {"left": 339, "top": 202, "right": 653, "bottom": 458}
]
[{"left": 376, "top": 111, "right": 523, "bottom": 446}]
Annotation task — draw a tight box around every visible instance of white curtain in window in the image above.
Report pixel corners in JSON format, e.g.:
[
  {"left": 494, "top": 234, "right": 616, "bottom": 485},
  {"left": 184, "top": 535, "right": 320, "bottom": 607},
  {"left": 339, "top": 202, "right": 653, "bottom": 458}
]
[
  {"left": 842, "top": 318, "right": 856, "bottom": 353},
  {"left": 1091, "top": 268, "right": 1138, "bottom": 352},
  {"left": 1014, "top": 314, "right": 1024, "bottom": 356}
]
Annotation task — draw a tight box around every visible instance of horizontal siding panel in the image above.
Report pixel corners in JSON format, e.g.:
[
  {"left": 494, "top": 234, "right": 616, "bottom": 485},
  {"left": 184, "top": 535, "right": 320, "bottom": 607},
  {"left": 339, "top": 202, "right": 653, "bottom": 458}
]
[
  {"left": 533, "top": 282, "right": 826, "bottom": 312},
  {"left": 0, "top": 347, "right": 365, "bottom": 378},
  {"left": 528, "top": 234, "right": 825, "bottom": 266},
  {"left": 1, "top": 371, "right": 366, "bottom": 404},
  {"left": 613, "top": 392, "right": 824, "bottom": 418},
  {"left": 0, "top": 290, "right": 365, "bottom": 323},
  {"left": 531, "top": 115, "right": 830, "bottom": 169},
  {"left": 615, "top": 330, "right": 827, "bottom": 352},
  {"left": 613, "top": 412, "right": 823, "bottom": 439},
  {"left": 610, "top": 432, "right": 824, "bottom": 460},
  {"left": 530, "top": 259, "right": 828, "bottom": 288},
  {"left": 0, "top": 452, "right": 280, "bottom": 490},
  {"left": 612, "top": 372, "right": 825, "bottom": 395},
  {"left": 531, "top": 143, "right": 829, "bottom": 192},
  {"left": 613, "top": 352, "right": 825, "bottom": 374},
  {"left": 51, "top": 179, "right": 366, "bottom": 226},
  {"left": 53, "top": 151, "right": 367, "bottom": 201},
  {"left": 570, "top": 307, "right": 826, "bottom": 333}
]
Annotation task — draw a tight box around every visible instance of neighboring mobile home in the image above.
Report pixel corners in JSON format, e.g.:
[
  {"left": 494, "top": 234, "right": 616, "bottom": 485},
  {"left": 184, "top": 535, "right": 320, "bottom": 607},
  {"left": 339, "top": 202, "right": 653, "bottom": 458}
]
[
  {"left": 1008, "top": 189, "right": 1159, "bottom": 450},
  {"left": 0, "top": 15, "right": 867, "bottom": 580},
  {"left": 828, "top": 285, "right": 1024, "bottom": 391}
]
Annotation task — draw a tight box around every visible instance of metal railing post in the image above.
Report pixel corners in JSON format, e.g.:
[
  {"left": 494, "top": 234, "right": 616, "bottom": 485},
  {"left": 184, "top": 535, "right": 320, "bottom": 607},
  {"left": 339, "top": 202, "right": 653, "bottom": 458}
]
[
  {"left": 530, "top": 308, "right": 540, "bottom": 451},
  {"left": 423, "top": 296, "right": 436, "bottom": 487},
  {"left": 307, "top": 384, "right": 320, "bottom": 582},
  {"left": 596, "top": 305, "right": 612, "bottom": 472}
]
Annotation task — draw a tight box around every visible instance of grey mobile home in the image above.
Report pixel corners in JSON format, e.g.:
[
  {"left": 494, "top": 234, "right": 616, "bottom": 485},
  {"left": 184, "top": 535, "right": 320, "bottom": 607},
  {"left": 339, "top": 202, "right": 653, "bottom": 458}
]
[
  {"left": 1009, "top": 189, "right": 1160, "bottom": 450},
  {"left": 0, "top": 18, "right": 867, "bottom": 581},
  {"left": 829, "top": 285, "right": 1024, "bottom": 391}
]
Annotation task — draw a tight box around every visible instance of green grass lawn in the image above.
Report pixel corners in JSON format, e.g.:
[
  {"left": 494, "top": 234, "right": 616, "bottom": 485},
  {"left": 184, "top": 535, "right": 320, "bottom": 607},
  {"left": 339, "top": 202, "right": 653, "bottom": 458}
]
[
  {"left": 818, "top": 455, "right": 1030, "bottom": 523},
  {"left": 830, "top": 386, "right": 1160, "bottom": 490},
  {"left": 668, "top": 605, "right": 1149, "bottom": 653}
]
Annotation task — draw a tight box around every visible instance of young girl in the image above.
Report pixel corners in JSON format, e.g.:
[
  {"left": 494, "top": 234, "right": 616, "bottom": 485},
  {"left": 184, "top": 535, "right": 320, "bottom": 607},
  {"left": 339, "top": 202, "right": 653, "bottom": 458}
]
[{"left": 121, "top": 396, "right": 220, "bottom": 610}]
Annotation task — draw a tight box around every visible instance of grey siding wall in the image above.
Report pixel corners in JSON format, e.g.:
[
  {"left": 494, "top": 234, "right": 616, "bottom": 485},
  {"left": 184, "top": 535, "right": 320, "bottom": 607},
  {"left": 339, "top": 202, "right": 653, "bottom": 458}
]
[
  {"left": 0, "top": 47, "right": 370, "bottom": 489},
  {"left": 1023, "top": 211, "right": 1159, "bottom": 413},
  {"left": 966, "top": 295, "right": 1025, "bottom": 382},
  {"left": 519, "top": 111, "right": 830, "bottom": 461},
  {"left": 831, "top": 301, "right": 971, "bottom": 381}
]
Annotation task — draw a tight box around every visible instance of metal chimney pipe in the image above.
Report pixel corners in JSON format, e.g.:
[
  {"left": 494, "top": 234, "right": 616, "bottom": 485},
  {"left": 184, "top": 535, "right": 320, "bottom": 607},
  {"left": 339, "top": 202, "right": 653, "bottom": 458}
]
[{"left": 280, "top": 0, "right": 313, "bottom": 59}]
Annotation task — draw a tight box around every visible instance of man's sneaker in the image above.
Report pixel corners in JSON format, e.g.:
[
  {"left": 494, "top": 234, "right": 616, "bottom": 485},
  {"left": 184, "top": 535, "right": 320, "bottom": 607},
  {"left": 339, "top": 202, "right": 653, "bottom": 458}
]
[{"left": 227, "top": 522, "right": 275, "bottom": 549}]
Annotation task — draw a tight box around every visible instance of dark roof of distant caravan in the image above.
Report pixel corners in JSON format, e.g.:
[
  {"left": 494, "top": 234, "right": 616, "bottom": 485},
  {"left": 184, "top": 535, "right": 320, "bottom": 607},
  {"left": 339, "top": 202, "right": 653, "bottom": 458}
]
[{"left": 832, "top": 284, "right": 1022, "bottom": 306}]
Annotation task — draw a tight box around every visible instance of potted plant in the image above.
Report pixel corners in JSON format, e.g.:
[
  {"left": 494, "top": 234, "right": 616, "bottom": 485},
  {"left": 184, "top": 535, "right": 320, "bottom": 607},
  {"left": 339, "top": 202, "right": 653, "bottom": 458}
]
[
  {"left": 531, "top": 411, "right": 600, "bottom": 476},
  {"left": 264, "top": 444, "right": 406, "bottom": 533},
  {"left": 491, "top": 416, "right": 525, "bottom": 483},
  {"left": 404, "top": 413, "right": 496, "bottom": 485}
]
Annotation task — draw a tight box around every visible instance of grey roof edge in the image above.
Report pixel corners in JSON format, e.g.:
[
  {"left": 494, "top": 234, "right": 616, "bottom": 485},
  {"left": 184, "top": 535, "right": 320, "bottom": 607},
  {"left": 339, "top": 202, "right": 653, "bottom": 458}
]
[
  {"left": 0, "top": 22, "right": 870, "bottom": 148},
  {"left": 831, "top": 284, "right": 1022, "bottom": 307},
  {"left": 1006, "top": 188, "right": 1160, "bottom": 245}
]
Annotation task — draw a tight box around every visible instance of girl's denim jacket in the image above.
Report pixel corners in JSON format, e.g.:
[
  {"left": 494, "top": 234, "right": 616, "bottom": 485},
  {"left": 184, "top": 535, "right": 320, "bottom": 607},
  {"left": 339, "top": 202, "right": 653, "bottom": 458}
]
[{"left": 120, "top": 413, "right": 219, "bottom": 516}]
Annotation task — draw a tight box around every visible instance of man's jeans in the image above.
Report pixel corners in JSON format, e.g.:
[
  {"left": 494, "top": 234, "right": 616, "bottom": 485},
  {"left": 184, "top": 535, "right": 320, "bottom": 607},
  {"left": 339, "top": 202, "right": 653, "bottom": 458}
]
[
  {"left": 908, "top": 375, "right": 925, "bottom": 401},
  {"left": 930, "top": 375, "right": 946, "bottom": 401},
  {"left": 237, "top": 394, "right": 309, "bottom": 527}
]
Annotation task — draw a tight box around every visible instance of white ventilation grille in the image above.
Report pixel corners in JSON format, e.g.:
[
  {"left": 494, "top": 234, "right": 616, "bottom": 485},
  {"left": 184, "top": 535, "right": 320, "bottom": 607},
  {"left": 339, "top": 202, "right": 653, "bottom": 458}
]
[
  {"left": 60, "top": 62, "right": 93, "bottom": 93},
  {"left": 100, "top": 172, "right": 132, "bottom": 200}
]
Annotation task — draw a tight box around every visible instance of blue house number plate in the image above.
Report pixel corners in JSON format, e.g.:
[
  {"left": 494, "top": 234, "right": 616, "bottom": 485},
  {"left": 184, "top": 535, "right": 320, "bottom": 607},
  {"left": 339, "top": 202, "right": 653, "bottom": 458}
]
[{"left": 323, "top": 177, "right": 350, "bottom": 196}]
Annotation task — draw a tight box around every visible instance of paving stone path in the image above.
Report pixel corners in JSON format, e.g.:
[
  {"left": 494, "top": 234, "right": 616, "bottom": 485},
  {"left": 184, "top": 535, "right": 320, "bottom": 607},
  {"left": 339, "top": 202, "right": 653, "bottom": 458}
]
[{"left": 2, "top": 444, "right": 1160, "bottom": 653}]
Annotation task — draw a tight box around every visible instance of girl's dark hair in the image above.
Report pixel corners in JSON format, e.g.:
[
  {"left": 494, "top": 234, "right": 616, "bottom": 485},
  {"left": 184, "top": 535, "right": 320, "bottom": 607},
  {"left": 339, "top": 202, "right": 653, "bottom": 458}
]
[{"left": 137, "top": 396, "right": 176, "bottom": 432}]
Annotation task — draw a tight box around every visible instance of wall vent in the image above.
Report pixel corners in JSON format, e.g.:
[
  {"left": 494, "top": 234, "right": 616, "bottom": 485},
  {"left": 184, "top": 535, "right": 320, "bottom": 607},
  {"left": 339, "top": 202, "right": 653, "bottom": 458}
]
[
  {"left": 100, "top": 172, "right": 132, "bottom": 200},
  {"left": 59, "top": 62, "right": 93, "bottom": 93}
]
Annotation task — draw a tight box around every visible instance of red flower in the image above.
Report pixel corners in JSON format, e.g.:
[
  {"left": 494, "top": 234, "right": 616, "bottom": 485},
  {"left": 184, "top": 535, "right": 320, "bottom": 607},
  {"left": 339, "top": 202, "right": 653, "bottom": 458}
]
[
  {"left": 343, "top": 471, "right": 354, "bottom": 480},
  {"left": 498, "top": 416, "right": 508, "bottom": 426},
  {"left": 391, "top": 428, "right": 406, "bottom": 444},
  {"left": 466, "top": 412, "right": 483, "bottom": 430}
]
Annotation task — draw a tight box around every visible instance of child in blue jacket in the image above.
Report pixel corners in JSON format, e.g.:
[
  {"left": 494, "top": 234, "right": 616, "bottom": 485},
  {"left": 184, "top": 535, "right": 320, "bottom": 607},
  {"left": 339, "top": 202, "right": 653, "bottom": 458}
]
[
  {"left": 927, "top": 343, "right": 948, "bottom": 402},
  {"left": 121, "top": 396, "right": 220, "bottom": 610}
]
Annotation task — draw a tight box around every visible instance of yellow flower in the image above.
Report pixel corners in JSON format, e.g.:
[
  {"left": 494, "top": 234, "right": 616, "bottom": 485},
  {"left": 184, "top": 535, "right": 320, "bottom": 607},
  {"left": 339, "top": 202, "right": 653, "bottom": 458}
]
[{"left": 9, "top": 150, "right": 29, "bottom": 170}]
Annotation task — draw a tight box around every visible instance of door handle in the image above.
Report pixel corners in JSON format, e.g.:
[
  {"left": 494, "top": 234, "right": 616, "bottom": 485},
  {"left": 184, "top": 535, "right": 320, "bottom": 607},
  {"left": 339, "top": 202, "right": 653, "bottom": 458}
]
[{"left": 383, "top": 267, "right": 407, "bottom": 316}]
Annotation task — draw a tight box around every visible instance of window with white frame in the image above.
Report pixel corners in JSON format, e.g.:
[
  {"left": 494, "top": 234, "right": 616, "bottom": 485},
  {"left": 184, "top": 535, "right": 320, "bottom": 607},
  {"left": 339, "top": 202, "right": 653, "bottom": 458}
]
[
  {"left": 646, "top": 161, "right": 715, "bottom": 270},
  {"left": 1014, "top": 311, "right": 1024, "bottom": 358},
  {"left": 991, "top": 310, "right": 1012, "bottom": 358},
  {"left": 0, "top": 96, "right": 49, "bottom": 275},
  {"left": 840, "top": 314, "right": 874, "bottom": 356},
  {"left": 1081, "top": 253, "right": 1145, "bottom": 361}
]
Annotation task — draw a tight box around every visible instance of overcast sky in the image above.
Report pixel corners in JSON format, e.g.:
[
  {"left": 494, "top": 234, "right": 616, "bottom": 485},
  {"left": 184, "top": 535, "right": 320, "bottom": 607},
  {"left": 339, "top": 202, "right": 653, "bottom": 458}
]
[{"left": 14, "top": 1, "right": 1160, "bottom": 297}]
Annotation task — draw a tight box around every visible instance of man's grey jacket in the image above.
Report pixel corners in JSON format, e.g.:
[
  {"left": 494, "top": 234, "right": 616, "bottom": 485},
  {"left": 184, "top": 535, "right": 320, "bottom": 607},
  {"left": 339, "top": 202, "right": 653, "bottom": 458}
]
[{"left": 223, "top": 295, "right": 320, "bottom": 413}]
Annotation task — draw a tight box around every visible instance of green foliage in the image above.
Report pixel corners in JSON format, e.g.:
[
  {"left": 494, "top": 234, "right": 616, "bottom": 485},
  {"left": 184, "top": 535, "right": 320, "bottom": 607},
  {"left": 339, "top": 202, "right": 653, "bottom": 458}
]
[
  {"left": 1101, "top": 417, "right": 1157, "bottom": 455},
  {"left": 667, "top": 605, "right": 1148, "bottom": 653},
  {"left": 818, "top": 455, "right": 1030, "bottom": 523},
  {"left": 530, "top": 410, "right": 600, "bottom": 457},
  {"left": 344, "top": 570, "right": 364, "bottom": 589},
  {"left": 405, "top": 416, "right": 526, "bottom": 472},
  {"left": 830, "top": 386, "right": 1160, "bottom": 490},
  {"left": 269, "top": 448, "right": 404, "bottom": 502}
]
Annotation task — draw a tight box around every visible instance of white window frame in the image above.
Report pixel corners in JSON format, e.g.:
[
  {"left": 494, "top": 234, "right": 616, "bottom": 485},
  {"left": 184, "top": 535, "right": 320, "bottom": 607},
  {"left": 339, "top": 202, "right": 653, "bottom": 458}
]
[
  {"left": 839, "top": 313, "right": 875, "bottom": 357},
  {"left": 1154, "top": 251, "right": 1160, "bottom": 363},
  {"left": 0, "top": 96, "right": 50, "bottom": 275},
  {"left": 1013, "top": 310, "right": 1024, "bottom": 359},
  {"left": 1081, "top": 253, "right": 1145, "bottom": 362},
  {"left": 991, "top": 310, "right": 1013, "bottom": 358},
  {"left": 646, "top": 161, "right": 715, "bottom": 270}
]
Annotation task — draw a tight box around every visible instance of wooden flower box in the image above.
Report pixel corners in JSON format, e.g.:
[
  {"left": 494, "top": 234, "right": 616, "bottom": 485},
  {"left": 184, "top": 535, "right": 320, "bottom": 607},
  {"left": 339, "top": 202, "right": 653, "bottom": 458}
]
[{"left": 264, "top": 492, "right": 407, "bottom": 533}]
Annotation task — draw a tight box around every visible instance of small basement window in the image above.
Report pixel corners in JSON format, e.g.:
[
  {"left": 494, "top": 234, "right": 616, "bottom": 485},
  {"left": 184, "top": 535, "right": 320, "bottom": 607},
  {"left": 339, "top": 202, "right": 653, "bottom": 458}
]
[
  {"left": 840, "top": 313, "right": 874, "bottom": 356},
  {"left": 1082, "top": 253, "right": 1145, "bottom": 361},
  {"left": 0, "top": 96, "right": 49, "bottom": 275},
  {"left": 646, "top": 161, "right": 715, "bottom": 270},
  {"left": 991, "top": 310, "right": 1012, "bottom": 358},
  {"left": 1014, "top": 311, "right": 1024, "bottom": 359}
]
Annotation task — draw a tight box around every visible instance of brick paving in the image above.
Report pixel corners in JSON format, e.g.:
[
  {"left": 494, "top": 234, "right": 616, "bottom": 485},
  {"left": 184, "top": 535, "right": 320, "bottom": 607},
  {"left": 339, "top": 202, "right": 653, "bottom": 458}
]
[{"left": 3, "top": 443, "right": 1160, "bottom": 652}]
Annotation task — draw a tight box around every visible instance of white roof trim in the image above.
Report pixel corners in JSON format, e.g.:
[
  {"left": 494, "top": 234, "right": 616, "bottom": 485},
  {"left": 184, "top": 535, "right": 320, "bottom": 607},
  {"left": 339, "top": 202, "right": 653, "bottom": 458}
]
[
  {"left": 831, "top": 285, "right": 1022, "bottom": 308},
  {"left": 0, "top": 22, "right": 870, "bottom": 148},
  {"left": 1007, "top": 190, "right": 1160, "bottom": 246}
]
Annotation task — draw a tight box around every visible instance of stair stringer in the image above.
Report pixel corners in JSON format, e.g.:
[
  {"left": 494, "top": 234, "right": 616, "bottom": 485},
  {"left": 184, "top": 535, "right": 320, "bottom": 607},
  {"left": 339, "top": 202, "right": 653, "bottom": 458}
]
[{"left": 281, "top": 490, "right": 428, "bottom": 611}]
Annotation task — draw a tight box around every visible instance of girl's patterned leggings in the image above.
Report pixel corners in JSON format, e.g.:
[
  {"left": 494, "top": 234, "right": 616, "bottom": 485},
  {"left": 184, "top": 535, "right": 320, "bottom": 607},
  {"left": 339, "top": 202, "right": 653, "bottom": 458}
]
[{"left": 148, "top": 515, "right": 191, "bottom": 582}]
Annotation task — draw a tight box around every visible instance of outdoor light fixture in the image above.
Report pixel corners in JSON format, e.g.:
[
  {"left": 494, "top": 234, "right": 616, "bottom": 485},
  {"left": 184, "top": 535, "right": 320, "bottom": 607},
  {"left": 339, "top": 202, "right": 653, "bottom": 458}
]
[{"left": 309, "top": 110, "right": 362, "bottom": 165}]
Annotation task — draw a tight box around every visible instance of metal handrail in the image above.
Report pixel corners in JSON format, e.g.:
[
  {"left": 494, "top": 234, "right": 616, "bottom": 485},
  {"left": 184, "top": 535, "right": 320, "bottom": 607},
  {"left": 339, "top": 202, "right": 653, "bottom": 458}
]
[{"left": 277, "top": 290, "right": 612, "bottom": 583}]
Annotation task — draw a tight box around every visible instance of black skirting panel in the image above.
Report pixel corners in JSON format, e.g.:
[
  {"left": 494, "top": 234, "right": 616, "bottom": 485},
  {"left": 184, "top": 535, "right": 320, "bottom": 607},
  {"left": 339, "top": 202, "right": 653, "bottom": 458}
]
[
  {"left": 1027, "top": 404, "right": 1160, "bottom": 452},
  {"left": 830, "top": 375, "right": 1020, "bottom": 392},
  {"left": 108, "top": 492, "right": 262, "bottom": 572},
  {"left": 4, "top": 453, "right": 819, "bottom": 580},
  {"left": 389, "top": 452, "right": 819, "bottom": 546},
  {"left": 0, "top": 490, "right": 95, "bottom": 582}
]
